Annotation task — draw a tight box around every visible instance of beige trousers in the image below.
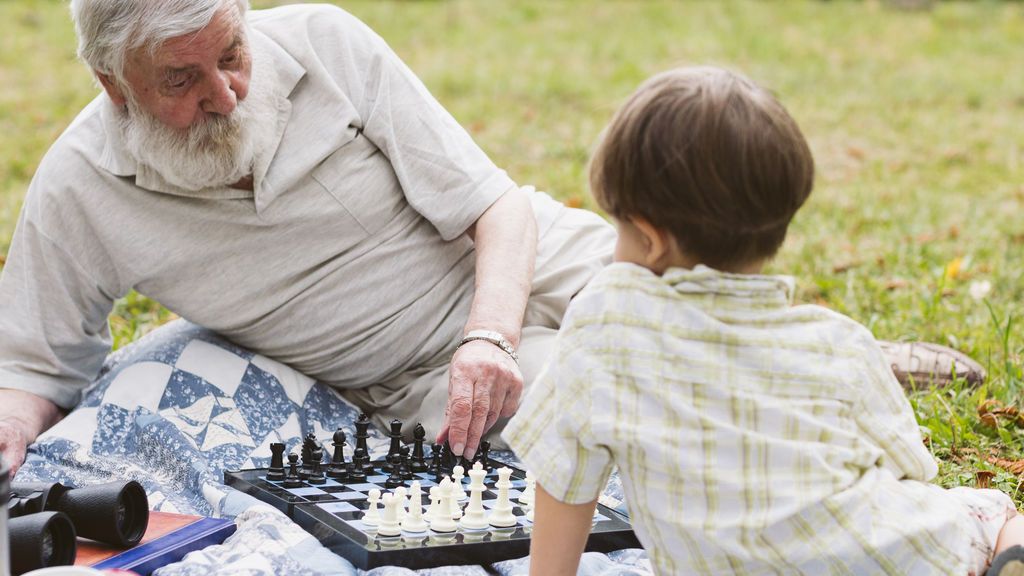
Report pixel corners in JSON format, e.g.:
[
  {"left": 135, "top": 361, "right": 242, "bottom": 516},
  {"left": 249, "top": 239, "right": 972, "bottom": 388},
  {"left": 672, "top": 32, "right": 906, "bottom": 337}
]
[{"left": 341, "top": 198, "right": 616, "bottom": 447}]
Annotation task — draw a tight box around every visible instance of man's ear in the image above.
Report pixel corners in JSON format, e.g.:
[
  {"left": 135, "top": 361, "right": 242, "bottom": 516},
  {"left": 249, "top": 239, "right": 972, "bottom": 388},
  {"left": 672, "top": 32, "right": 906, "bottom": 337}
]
[
  {"left": 630, "top": 217, "right": 674, "bottom": 269},
  {"left": 95, "top": 71, "right": 127, "bottom": 107}
]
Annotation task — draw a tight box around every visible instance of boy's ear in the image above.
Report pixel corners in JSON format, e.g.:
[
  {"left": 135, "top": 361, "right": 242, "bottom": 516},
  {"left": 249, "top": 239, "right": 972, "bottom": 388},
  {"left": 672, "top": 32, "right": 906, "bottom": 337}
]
[{"left": 631, "top": 217, "right": 675, "bottom": 270}]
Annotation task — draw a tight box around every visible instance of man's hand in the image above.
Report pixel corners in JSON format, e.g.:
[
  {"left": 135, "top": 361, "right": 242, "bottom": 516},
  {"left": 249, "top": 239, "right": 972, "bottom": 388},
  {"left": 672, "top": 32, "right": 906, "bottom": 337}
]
[
  {"left": 437, "top": 340, "right": 523, "bottom": 457},
  {"left": 0, "top": 389, "right": 63, "bottom": 476}
]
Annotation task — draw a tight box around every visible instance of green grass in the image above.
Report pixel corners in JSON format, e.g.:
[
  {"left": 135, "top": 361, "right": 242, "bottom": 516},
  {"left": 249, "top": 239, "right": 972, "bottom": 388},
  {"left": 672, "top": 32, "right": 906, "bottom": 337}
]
[{"left": 2, "top": 0, "right": 1023, "bottom": 503}]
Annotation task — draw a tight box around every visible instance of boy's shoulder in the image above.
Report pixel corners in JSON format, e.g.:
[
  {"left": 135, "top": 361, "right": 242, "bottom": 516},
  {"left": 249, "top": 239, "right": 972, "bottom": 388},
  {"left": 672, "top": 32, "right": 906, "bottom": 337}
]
[{"left": 563, "top": 262, "right": 665, "bottom": 322}]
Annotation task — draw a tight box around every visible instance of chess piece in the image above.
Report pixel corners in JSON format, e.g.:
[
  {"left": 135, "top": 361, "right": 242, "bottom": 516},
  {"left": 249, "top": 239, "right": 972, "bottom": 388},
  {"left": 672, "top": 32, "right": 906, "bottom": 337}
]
[
  {"left": 362, "top": 488, "right": 382, "bottom": 527},
  {"left": 459, "top": 465, "right": 488, "bottom": 531},
  {"left": 424, "top": 486, "right": 442, "bottom": 525},
  {"left": 283, "top": 453, "right": 303, "bottom": 488},
  {"left": 327, "top": 428, "right": 348, "bottom": 480},
  {"left": 401, "top": 481, "right": 429, "bottom": 533},
  {"left": 520, "top": 470, "right": 536, "bottom": 509},
  {"left": 410, "top": 424, "right": 428, "bottom": 473},
  {"left": 478, "top": 440, "right": 492, "bottom": 472},
  {"left": 488, "top": 467, "right": 517, "bottom": 528},
  {"left": 384, "top": 419, "right": 403, "bottom": 472},
  {"left": 299, "top": 433, "right": 318, "bottom": 479},
  {"left": 430, "top": 478, "right": 457, "bottom": 533},
  {"left": 440, "top": 442, "right": 454, "bottom": 471},
  {"left": 384, "top": 454, "right": 405, "bottom": 489},
  {"left": 349, "top": 448, "right": 368, "bottom": 483},
  {"left": 377, "top": 492, "right": 402, "bottom": 537},
  {"left": 267, "top": 442, "right": 286, "bottom": 481},
  {"left": 308, "top": 456, "right": 326, "bottom": 485},
  {"left": 355, "top": 414, "right": 374, "bottom": 475},
  {"left": 451, "top": 465, "right": 467, "bottom": 501},
  {"left": 400, "top": 446, "right": 414, "bottom": 480},
  {"left": 429, "top": 443, "right": 443, "bottom": 478},
  {"left": 394, "top": 486, "right": 408, "bottom": 523}
]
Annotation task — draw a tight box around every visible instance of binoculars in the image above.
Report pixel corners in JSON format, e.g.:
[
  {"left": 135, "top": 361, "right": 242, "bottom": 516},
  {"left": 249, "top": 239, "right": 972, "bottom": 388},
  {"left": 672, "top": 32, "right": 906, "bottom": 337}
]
[{"left": 2, "top": 461, "right": 148, "bottom": 576}]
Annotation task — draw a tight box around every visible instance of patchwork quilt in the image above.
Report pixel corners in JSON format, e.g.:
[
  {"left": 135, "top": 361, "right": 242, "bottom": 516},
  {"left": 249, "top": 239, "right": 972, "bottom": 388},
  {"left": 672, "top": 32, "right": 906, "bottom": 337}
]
[{"left": 15, "top": 319, "right": 650, "bottom": 575}]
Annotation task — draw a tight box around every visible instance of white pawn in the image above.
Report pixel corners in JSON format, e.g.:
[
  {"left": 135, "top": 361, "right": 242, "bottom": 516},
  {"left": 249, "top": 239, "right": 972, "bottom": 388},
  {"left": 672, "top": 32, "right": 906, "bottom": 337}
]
[
  {"left": 452, "top": 465, "right": 468, "bottom": 501},
  {"left": 377, "top": 492, "right": 401, "bottom": 537},
  {"left": 394, "top": 486, "right": 408, "bottom": 523},
  {"left": 459, "top": 464, "right": 488, "bottom": 531},
  {"left": 400, "top": 481, "right": 429, "bottom": 533},
  {"left": 430, "top": 478, "right": 457, "bottom": 533},
  {"left": 424, "top": 486, "right": 442, "bottom": 525},
  {"left": 488, "top": 467, "right": 517, "bottom": 528},
  {"left": 361, "top": 488, "right": 382, "bottom": 527},
  {"left": 520, "top": 470, "right": 536, "bottom": 509}
]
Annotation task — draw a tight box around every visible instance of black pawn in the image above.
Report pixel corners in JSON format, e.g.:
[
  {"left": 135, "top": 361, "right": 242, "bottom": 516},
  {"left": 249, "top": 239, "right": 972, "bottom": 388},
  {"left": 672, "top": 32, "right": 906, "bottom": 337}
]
[
  {"left": 327, "top": 428, "right": 348, "bottom": 480},
  {"left": 429, "top": 443, "right": 443, "bottom": 477},
  {"left": 267, "top": 442, "right": 286, "bottom": 481},
  {"left": 348, "top": 448, "right": 368, "bottom": 482},
  {"left": 478, "top": 440, "right": 492, "bottom": 472},
  {"left": 384, "top": 454, "right": 405, "bottom": 489},
  {"left": 410, "top": 424, "right": 428, "bottom": 473},
  {"left": 283, "top": 453, "right": 303, "bottom": 488},
  {"left": 400, "top": 446, "right": 414, "bottom": 480}
]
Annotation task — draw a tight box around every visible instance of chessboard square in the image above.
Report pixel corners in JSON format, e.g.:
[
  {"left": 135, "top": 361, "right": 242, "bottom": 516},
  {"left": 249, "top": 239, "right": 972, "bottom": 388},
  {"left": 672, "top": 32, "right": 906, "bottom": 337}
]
[
  {"left": 417, "top": 479, "right": 437, "bottom": 488},
  {"left": 328, "top": 491, "right": 367, "bottom": 501},
  {"left": 322, "top": 479, "right": 342, "bottom": 487},
  {"left": 175, "top": 340, "right": 250, "bottom": 396},
  {"left": 593, "top": 513, "right": 610, "bottom": 522},
  {"left": 305, "top": 494, "right": 341, "bottom": 503},
  {"left": 510, "top": 480, "right": 527, "bottom": 489},
  {"left": 288, "top": 487, "right": 327, "bottom": 497},
  {"left": 366, "top": 475, "right": 388, "bottom": 483},
  {"left": 318, "top": 502, "right": 359, "bottom": 514},
  {"left": 347, "top": 483, "right": 383, "bottom": 492}
]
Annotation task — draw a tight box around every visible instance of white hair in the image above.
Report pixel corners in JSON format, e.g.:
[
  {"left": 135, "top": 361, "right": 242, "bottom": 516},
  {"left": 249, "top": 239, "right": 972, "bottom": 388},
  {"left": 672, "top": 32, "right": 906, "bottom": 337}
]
[{"left": 70, "top": 0, "right": 249, "bottom": 82}]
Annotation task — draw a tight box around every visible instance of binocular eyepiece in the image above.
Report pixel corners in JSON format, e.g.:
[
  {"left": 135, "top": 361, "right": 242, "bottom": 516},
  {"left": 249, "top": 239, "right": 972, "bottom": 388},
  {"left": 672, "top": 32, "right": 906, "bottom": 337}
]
[{"left": 5, "top": 476, "right": 148, "bottom": 575}]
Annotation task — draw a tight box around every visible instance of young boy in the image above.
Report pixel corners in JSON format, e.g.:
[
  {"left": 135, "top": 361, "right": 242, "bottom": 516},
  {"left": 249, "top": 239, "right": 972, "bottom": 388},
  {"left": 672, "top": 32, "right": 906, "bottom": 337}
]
[{"left": 502, "top": 67, "right": 1024, "bottom": 575}]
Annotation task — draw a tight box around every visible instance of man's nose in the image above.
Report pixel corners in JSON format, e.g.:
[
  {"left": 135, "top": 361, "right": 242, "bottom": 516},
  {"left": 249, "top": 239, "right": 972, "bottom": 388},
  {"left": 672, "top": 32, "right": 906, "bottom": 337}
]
[{"left": 202, "top": 70, "right": 238, "bottom": 116}]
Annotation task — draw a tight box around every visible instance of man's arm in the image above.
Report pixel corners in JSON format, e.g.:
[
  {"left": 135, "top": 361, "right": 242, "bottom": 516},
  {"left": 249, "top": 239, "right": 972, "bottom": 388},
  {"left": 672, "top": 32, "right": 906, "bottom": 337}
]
[
  {"left": 529, "top": 484, "right": 596, "bottom": 576},
  {"left": 0, "top": 389, "right": 63, "bottom": 476},
  {"left": 437, "top": 187, "right": 537, "bottom": 457}
]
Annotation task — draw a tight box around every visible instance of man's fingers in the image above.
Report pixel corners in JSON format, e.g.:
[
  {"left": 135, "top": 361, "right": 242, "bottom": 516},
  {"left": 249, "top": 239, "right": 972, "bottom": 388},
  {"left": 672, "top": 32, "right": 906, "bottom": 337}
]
[
  {"left": 464, "top": 390, "right": 490, "bottom": 459},
  {"left": 499, "top": 371, "right": 523, "bottom": 418},
  {"left": 0, "top": 421, "right": 27, "bottom": 477}
]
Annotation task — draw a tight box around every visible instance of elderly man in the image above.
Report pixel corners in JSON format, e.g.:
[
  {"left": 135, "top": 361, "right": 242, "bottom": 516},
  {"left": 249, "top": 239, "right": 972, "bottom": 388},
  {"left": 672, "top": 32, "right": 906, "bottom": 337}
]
[
  {"left": 0, "top": 0, "right": 984, "bottom": 477},
  {"left": 0, "top": 0, "right": 616, "bottom": 475}
]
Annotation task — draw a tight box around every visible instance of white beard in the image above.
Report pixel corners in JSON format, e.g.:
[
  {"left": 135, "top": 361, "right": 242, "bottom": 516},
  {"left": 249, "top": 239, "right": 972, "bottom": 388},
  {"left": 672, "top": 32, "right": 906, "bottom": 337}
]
[{"left": 117, "top": 41, "right": 279, "bottom": 192}]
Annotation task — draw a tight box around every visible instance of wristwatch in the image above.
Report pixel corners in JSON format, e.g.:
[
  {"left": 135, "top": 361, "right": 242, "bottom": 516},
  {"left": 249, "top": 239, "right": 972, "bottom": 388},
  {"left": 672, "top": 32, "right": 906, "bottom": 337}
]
[{"left": 458, "top": 330, "right": 518, "bottom": 363}]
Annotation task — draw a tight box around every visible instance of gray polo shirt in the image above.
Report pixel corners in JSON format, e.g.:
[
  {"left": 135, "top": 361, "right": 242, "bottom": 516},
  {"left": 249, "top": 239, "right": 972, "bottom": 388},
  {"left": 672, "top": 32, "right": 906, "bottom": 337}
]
[{"left": 0, "top": 4, "right": 531, "bottom": 409}]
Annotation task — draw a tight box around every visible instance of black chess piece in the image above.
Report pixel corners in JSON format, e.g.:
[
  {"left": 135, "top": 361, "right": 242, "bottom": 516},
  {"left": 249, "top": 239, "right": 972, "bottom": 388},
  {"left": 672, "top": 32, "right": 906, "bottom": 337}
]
[
  {"left": 267, "top": 442, "right": 286, "bottom": 481},
  {"left": 355, "top": 414, "right": 374, "bottom": 475},
  {"left": 429, "top": 442, "right": 443, "bottom": 477},
  {"left": 299, "top": 433, "right": 318, "bottom": 479},
  {"left": 327, "top": 428, "right": 348, "bottom": 480},
  {"left": 308, "top": 456, "right": 326, "bottom": 485},
  {"left": 410, "top": 423, "right": 428, "bottom": 473},
  {"left": 383, "top": 419, "right": 403, "bottom": 472},
  {"left": 283, "top": 453, "right": 303, "bottom": 488},
  {"left": 348, "top": 448, "right": 368, "bottom": 482},
  {"left": 440, "top": 441, "right": 454, "bottom": 471},
  {"left": 479, "top": 440, "right": 492, "bottom": 472},
  {"left": 384, "top": 454, "right": 405, "bottom": 489},
  {"left": 400, "top": 446, "right": 414, "bottom": 480}
]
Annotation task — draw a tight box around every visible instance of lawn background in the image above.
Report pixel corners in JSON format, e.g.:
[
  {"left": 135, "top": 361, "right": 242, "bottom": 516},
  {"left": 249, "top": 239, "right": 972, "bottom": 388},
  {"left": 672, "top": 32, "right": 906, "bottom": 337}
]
[{"left": 1, "top": 0, "right": 1023, "bottom": 503}]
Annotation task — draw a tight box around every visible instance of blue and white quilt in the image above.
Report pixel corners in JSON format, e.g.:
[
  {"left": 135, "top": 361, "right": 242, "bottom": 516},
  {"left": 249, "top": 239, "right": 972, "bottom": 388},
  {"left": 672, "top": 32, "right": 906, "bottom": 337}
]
[{"left": 15, "top": 320, "right": 650, "bottom": 575}]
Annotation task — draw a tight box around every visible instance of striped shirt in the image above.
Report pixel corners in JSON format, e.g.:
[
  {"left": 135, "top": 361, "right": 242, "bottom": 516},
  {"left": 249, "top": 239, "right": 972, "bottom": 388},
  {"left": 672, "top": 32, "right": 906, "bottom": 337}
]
[{"left": 504, "top": 263, "right": 1004, "bottom": 575}]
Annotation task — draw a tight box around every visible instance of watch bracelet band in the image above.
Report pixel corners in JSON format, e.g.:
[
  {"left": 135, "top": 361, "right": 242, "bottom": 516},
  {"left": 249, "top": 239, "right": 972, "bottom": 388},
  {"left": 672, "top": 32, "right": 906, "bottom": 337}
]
[{"left": 456, "top": 330, "right": 519, "bottom": 363}]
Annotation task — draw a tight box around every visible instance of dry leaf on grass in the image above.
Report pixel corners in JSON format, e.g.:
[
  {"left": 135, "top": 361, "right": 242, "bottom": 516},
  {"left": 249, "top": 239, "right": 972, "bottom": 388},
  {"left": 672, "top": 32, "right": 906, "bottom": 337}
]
[
  {"left": 976, "top": 470, "right": 995, "bottom": 489},
  {"left": 978, "top": 399, "right": 1024, "bottom": 428},
  {"left": 986, "top": 457, "right": 1024, "bottom": 476}
]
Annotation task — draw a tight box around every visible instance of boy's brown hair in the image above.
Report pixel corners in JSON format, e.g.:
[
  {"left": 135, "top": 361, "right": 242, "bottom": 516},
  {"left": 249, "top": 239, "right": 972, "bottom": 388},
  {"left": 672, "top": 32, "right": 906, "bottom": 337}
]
[{"left": 590, "top": 66, "right": 814, "bottom": 270}]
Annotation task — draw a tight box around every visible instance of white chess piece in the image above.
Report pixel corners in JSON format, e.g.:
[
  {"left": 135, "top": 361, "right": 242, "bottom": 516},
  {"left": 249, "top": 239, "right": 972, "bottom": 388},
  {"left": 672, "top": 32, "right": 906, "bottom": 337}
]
[
  {"left": 424, "top": 486, "right": 441, "bottom": 525},
  {"left": 394, "top": 486, "right": 408, "bottom": 523},
  {"left": 377, "top": 492, "right": 402, "bottom": 536},
  {"left": 452, "top": 465, "right": 468, "bottom": 501},
  {"left": 519, "top": 470, "right": 535, "bottom": 508},
  {"left": 361, "top": 488, "right": 382, "bottom": 527},
  {"left": 487, "top": 467, "right": 517, "bottom": 528},
  {"left": 430, "top": 478, "right": 457, "bottom": 533},
  {"left": 400, "top": 481, "right": 429, "bottom": 533},
  {"left": 459, "top": 464, "right": 488, "bottom": 530}
]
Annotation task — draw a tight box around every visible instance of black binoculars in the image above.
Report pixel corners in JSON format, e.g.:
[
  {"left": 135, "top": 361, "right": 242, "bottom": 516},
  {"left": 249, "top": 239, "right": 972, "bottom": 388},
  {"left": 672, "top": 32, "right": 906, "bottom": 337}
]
[{"left": 6, "top": 475, "right": 149, "bottom": 575}]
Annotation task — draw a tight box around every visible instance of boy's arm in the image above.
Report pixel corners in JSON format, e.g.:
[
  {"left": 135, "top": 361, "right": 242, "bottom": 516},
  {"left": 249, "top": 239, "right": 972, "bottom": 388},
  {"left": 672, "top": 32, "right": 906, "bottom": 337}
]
[{"left": 529, "top": 483, "right": 598, "bottom": 576}]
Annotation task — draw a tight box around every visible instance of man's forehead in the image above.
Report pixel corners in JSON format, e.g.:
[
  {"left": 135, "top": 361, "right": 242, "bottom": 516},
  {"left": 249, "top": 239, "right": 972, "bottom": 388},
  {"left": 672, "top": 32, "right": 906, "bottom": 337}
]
[{"left": 137, "top": 3, "right": 244, "bottom": 70}]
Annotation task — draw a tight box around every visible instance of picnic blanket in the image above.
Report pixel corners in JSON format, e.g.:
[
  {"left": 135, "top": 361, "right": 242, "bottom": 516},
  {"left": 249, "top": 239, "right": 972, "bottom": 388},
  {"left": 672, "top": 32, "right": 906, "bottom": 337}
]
[{"left": 14, "top": 319, "right": 650, "bottom": 575}]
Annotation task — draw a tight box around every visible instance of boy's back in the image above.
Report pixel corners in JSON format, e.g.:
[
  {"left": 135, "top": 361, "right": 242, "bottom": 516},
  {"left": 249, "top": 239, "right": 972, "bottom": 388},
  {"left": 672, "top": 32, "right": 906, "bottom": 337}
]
[{"left": 508, "top": 261, "right": 988, "bottom": 574}]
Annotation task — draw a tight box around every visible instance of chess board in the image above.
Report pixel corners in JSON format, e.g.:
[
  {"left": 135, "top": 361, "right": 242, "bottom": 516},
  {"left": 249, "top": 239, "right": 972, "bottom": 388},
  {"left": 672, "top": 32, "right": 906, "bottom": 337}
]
[{"left": 225, "top": 460, "right": 639, "bottom": 569}]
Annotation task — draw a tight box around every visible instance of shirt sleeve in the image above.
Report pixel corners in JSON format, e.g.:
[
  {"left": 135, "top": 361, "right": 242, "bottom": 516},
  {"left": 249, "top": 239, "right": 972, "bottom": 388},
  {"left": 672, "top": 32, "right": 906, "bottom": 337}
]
[
  {"left": 502, "top": 323, "right": 614, "bottom": 505},
  {"left": 852, "top": 334, "right": 938, "bottom": 482},
  {"left": 0, "top": 210, "right": 116, "bottom": 409},
  {"left": 317, "top": 7, "right": 517, "bottom": 241}
]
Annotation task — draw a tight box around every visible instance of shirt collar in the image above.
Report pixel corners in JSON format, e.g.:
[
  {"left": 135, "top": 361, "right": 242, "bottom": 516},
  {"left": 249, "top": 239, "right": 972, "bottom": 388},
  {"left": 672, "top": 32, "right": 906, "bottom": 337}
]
[
  {"left": 656, "top": 263, "right": 796, "bottom": 308},
  {"left": 96, "top": 26, "right": 305, "bottom": 202}
]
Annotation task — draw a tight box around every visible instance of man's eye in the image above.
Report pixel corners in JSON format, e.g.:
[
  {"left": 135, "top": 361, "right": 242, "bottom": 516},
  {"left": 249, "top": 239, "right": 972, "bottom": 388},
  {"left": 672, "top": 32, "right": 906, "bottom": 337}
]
[{"left": 165, "top": 75, "right": 192, "bottom": 91}]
